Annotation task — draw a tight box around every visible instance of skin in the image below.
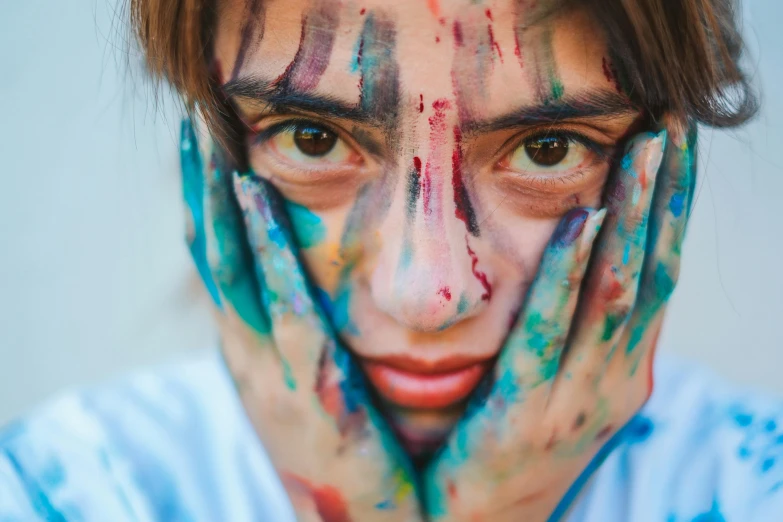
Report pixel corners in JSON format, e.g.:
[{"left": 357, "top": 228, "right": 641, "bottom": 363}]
[{"left": 182, "top": 0, "right": 696, "bottom": 520}]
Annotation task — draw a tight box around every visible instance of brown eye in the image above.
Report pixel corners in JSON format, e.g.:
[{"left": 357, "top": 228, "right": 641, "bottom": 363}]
[
  {"left": 294, "top": 125, "right": 337, "bottom": 157},
  {"left": 525, "top": 136, "right": 569, "bottom": 167}
]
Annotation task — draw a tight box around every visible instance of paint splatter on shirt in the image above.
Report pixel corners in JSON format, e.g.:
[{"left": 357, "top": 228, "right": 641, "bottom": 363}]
[{"left": 1, "top": 351, "right": 782, "bottom": 522}]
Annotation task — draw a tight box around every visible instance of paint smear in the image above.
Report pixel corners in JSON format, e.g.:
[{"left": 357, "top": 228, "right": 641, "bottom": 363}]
[
  {"left": 282, "top": 474, "right": 353, "bottom": 522},
  {"left": 601, "top": 56, "right": 623, "bottom": 93},
  {"left": 230, "top": 0, "right": 266, "bottom": 80},
  {"left": 514, "top": 8, "right": 564, "bottom": 104},
  {"left": 451, "top": 126, "right": 480, "bottom": 236},
  {"left": 285, "top": 201, "right": 327, "bottom": 248},
  {"left": 438, "top": 286, "right": 452, "bottom": 301},
  {"left": 407, "top": 156, "right": 422, "bottom": 217},
  {"left": 275, "top": 3, "right": 339, "bottom": 93},
  {"left": 450, "top": 15, "right": 494, "bottom": 123},
  {"left": 358, "top": 13, "right": 401, "bottom": 123},
  {"left": 466, "top": 242, "right": 492, "bottom": 301},
  {"left": 428, "top": 0, "right": 440, "bottom": 17},
  {"left": 487, "top": 23, "right": 503, "bottom": 62},
  {"left": 424, "top": 99, "right": 451, "bottom": 216}
]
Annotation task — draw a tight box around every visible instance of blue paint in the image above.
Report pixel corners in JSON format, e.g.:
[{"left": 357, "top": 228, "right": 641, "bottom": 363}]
[
  {"left": 332, "top": 286, "right": 360, "bottom": 336},
  {"left": 734, "top": 412, "right": 753, "bottom": 427},
  {"left": 284, "top": 200, "right": 327, "bottom": 249},
  {"left": 180, "top": 119, "right": 222, "bottom": 307},
  {"left": 690, "top": 499, "right": 726, "bottom": 522},
  {"left": 669, "top": 192, "right": 685, "bottom": 217},
  {"left": 375, "top": 499, "right": 395, "bottom": 510},
  {"left": 494, "top": 365, "right": 522, "bottom": 404},
  {"left": 623, "top": 242, "right": 631, "bottom": 265},
  {"left": 625, "top": 415, "right": 654, "bottom": 443}
]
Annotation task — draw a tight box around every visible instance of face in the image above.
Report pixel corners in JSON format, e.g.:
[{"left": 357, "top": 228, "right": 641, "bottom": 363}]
[{"left": 214, "top": 0, "right": 642, "bottom": 454}]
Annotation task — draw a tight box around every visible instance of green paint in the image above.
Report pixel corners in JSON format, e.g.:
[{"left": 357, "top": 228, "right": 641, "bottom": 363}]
[
  {"left": 281, "top": 359, "right": 297, "bottom": 390},
  {"left": 601, "top": 313, "right": 624, "bottom": 342},
  {"left": 285, "top": 200, "right": 326, "bottom": 248},
  {"left": 456, "top": 293, "right": 470, "bottom": 315}
]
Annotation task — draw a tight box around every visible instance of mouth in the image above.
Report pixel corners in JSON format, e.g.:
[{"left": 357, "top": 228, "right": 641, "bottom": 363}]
[{"left": 360, "top": 355, "right": 493, "bottom": 410}]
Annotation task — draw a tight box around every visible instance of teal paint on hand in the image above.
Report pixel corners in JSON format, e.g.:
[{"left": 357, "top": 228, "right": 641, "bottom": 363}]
[
  {"left": 180, "top": 119, "right": 222, "bottom": 307},
  {"left": 285, "top": 200, "right": 327, "bottom": 248}
]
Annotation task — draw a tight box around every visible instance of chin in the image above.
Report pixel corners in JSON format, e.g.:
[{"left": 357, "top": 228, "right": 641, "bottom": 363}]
[{"left": 381, "top": 402, "right": 466, "bottom": 457}]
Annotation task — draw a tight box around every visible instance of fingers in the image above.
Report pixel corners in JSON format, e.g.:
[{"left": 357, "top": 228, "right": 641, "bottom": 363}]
[
  {"left": 199, "top": 140, "right": 271, "bottom": 336},
  {"left": 489, "top": 207, "right": 606, "bottom": 405},
  {"left": 234, "top": 173, "right": 339, "bottom": 390},
  {"left": 562, "top": 131, "right": 667, "bottom": 371},
  {"left": 181, "top": 118, "right": 221, "bottom": 306},
  {"left": 623, "top": 119, "right": 696, "bottom": 369}
]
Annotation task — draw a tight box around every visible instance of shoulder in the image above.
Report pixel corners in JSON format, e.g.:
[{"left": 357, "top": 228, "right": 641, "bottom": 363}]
[
  {"left": 0, "top": 350, "right": 294, "bottom": 522},
  {"left": 573, "top": 355, "right": 783, "bottom": 522}
]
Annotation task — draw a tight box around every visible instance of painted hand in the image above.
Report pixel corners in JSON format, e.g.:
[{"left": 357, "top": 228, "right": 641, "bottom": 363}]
[
  {"left": 422, "top": 122, "right": 696, "bottom": 522},
  {"left": 181, "top": 119, "right": 422, "bottom": 522}
]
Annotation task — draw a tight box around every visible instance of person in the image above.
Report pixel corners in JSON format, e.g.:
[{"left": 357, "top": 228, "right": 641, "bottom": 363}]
[{"left": 1, "top": 0, "right": 780, "bottom": 520}]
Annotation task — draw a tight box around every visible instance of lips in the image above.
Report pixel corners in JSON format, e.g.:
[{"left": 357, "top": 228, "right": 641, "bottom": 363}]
[{"left": 360, "top": 355, "right": 492, "bottom": 410}]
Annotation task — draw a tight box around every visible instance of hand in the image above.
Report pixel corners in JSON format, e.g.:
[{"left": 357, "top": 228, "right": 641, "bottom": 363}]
[
  {"left": 181, "top": 120, "right": 423, "bottom": 522},
  {"left": 422, "top": 122, "right": 695, "bottom": 522}
]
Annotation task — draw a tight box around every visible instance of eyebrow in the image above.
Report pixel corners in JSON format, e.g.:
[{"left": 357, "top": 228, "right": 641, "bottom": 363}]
[
  {"left": 223, "top": 75, "right": 639, "bottom": 131},
  {"left": 223, "top": 75, "right": 375, "bottom": 124},
  {"left": 462, "top": 90, "right": 641, "bottom": 134}
]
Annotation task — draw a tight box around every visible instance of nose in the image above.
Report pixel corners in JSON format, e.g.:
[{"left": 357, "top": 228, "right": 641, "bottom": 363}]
[{"left": 369, "top": 104, "right": 492, "bottom": 332}]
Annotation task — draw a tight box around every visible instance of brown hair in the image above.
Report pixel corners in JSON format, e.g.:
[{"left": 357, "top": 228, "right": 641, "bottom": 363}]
[{"left": 130, "top": 0, "right": 758, "bottom": 148}]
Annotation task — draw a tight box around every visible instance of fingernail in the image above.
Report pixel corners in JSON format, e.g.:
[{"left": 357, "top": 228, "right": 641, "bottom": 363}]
[
  {"left": 553, "top": 208, "right": 605, "bottom": 248},
  {"left": 580, "top": 208, "right": 607, "bottom": 248}
]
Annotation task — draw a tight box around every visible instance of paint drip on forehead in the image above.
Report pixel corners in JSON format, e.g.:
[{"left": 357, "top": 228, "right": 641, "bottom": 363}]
[
  {"left": 231, "top": 0, "right": 266, "bottom": 80},
  {"left": 357, "top": 12, "right": 401, "bottom": 125},
  {"left": 275, "top": 0, "right": 340, "bottom": 94},
  {"left": 514, "top": 0, "right": 565, "bottom": 104}
]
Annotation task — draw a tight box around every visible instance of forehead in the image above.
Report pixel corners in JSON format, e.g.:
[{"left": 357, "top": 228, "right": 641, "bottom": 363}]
[{"left": 214, "top": 0, "right": 613, "bottom": 118}]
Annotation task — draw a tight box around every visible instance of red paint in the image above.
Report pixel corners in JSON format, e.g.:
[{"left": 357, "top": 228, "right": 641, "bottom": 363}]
[
  {"left": 452, "top": 21, "right": 464, "bottom": 47},
  {"left": 447, "top": 480, "right": 458, "bottom": 499},
  {"left": 487, "top": 24, "right": 503, "bottom": 61},
  {"left": 601, "top": 57, "right": 623, "bottom": 93},
  {"left": 282, "top": 474, "right": 352, "bottom": 522},
  {"left": 485, "top": 8, "right": 493, "bottom": 21},
  {"left": 355, "top": 37, "right": 365, "bottom": 92},
  {"left": 419, "top": 93, "right": 424, "bottom": 113},
  {"left": 428, "top": 0, "right": 440, "bottom": 17},
  {"left": 513, "top": 29, "right": 523, "bottom": 69},
  {"left": 435, "top": 35, "right": 441, "bottom": 43},
  {"left": 452, "top": 126, "right": 467, "bottom": 225},
  {"left": 423, "top": 99, "right": 451, "bottom": 216},
  {"left": 596, "top": 425, "right": 614, "bottom": 441},
  {"left": 438, "top": 286, "right": 452, "bottom": 301},
  {"left": 466, "top": 242, "right": 492, "bottom": 301},
  {"left": 602, "top": 271, "right": 624, "bottom": 302},
  {"left": 413, "top": 156, "right": 422, "bottom": 173},
  {"left": 438, "top": 17, "right": 446, "bottom": 26},
  {"left": 359, "top": 7, "right": 366, "bottom": 15}
]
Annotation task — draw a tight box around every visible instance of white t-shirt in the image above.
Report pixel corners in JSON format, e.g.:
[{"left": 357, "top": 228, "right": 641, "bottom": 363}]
[{"left": 1, "top": 350, "right": 782, "bottom": 521}]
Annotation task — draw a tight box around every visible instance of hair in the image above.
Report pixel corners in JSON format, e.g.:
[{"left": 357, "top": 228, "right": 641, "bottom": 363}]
[{"left": 129, "top": 0, "right": 758, "bottom": 152}]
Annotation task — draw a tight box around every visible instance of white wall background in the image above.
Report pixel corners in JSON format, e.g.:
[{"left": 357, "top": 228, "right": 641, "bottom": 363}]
[{"left": 0, "top": 0, "right": 781, "bottom": 425}]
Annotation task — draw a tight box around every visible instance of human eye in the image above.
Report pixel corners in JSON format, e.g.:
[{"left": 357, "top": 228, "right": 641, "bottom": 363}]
[
  {"left": 253, "top": 119, "right": 358, "bottom": 167},
  {"left": 503, "top": 131, "right": 608, "bottom": 179}
]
